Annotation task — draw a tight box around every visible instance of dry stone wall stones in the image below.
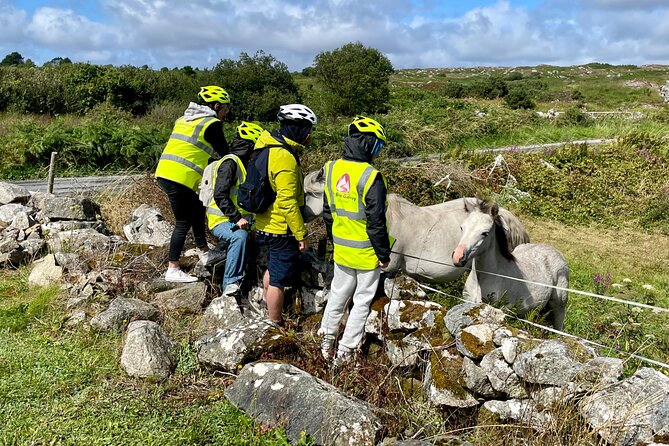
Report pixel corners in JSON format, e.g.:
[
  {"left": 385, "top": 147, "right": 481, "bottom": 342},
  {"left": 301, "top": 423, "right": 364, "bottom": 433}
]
[
  {"left": 151, "top": 282, "right": 206, "bottom": 313},
  {"left": 580, "top": 367, "right": 669, "bottom": 446},
  {"left": 0, "top": 204, "right": 32, "bottom": 224},
  {"left": 46, "top": 228, "right": 111, "bottom": 253},
  {"left": 225, "top": 362, "right": 383, "bottom": 446},
  {"left": 661, "top": 81, "right": 669, "bottom": 103},
  {"left": 196, "top": 320, "right": 290, "bottom": 372},
  {"left": 455, "top": 323, "right": 496, "bottom": 359},
  {"left": 299, "top": 287, "right": 329, "bottom": 315},
  {"left": 444, "top": 303, "right": 505, "bottom": 336},
  {"left": 512, "top": 339, "right": 595, "bottom": 386},
  {"left": 30, "top": 195, "right": 100, "bottom": 221},
  {"left": 123, "top": 204, "right": 173, "bottom": 246},
  {"left": 28, "top": 254, "right": 63, "bottom": 286},
  {"left": 0, "top": 182, "right": 31, "bottom": 205},
  {"left": 386, "top": 299, "right": 443, "bottom": 332},
  {"left": 480, "top": 348, "right": 528, "bottom": 399},
  {"left": 480, "top": 399, "right": 553, "bottom": 431},
  {"left": 385, "top": 331, "right": 433, "bottom": 368},
  {"left": 462, "top": 356, "right": 500, "bottom": 398},
  {"left": 423, "top": 348, "right": 478, "bottom": 408},
  {"left": 90, "top": 297, "right": 159, "bottom": 332},
  {"left": 383, "top": 275, "right": 428, "bottom": 300},
  {"left": 199, "top": 295, "right": 245, "bottom": 332},
  {"left": 121, "top": 320, "right": 176, "bottom": 381}
]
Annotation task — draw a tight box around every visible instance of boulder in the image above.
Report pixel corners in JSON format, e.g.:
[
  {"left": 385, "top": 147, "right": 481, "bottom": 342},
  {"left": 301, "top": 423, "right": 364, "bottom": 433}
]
[
  {"left": 512, "top": 339, "right": 595, "bottom": 386},
  {"left": 225, "top": 362, "right": 383, "bottom": 445},
  {"left": 197, "top": 319, "right": 295, "bottom": 372},
  {"left": 123, "top": 204, "right": 173, "bottom": 246},
  {"left": 29, "top": 194, "right": 100, "bottom": 221},
  {"left": 46, "top": 228, "right": 111, "bottom": 253},
  {"left": 444, "top": 303, "right": 505, "bottom": 337},
  {"left": 580, "top": 367, "right": 669, "bottom": 446},
  {"left": 28, "top": 254, "right": 63, "bottom": 286},
  {"left": 121, "top": 320, "right": 176, "bottom": 381},
  {"left": 199, "top": 295, "right": 245, "bottom": 332},
  {"left": 90, "top": 297, "right": 159, "bottom": 332},
  {"left": 151, "top": 282, "right": 206, "bottom": 313},
  {"left": 0, "top": 182, "right": 31, "bottom": 205},
  {"left": 0, "top": 203, "right": 32, "bottom": 224}
]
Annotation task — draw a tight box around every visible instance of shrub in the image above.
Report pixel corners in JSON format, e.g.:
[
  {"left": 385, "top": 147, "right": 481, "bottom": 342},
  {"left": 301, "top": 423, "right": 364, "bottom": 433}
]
[
  {"left": 441, "top": 81, "right": 466, "bottom": 99},
  {"left": 212, "top": 51, "right": 300, "bottom": 121},
  {"left": 504, "top": 88, "right": 536, "bottom": 110},
  {"left": 468, "top": 75, "right": 508, "bottom": 99},
  {"left": 314, "top": 42, "right": 393, "bottom": 116},
  {"left": 557, "top": 106, "right": 591, "bottom": 127}
]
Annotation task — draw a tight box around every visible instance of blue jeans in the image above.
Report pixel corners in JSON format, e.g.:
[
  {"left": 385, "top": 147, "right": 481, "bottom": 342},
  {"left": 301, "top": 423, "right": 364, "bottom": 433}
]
[{"left": 211, "top": 222, "right": 249, "bottom": 287}]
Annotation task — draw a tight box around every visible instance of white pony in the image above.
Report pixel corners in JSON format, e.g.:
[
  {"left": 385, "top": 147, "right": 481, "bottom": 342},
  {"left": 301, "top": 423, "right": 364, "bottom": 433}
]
[
  {"left": 303, "top": 169, "right": 530, "bottom": 283},
  {"left": 452, "top": 200, "right": 569, "bottom": 329}
]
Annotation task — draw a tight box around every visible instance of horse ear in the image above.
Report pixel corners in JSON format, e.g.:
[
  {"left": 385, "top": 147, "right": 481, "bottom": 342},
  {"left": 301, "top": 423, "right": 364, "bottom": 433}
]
[
  {"left": 491, "top": 203, "right": 499, "bottom": 217},
  {"left": 318, "top": 165, "right": 325, "bottom": 182},
  {"left": 463, "top": 197, "right": 477, "bottom": 213}
]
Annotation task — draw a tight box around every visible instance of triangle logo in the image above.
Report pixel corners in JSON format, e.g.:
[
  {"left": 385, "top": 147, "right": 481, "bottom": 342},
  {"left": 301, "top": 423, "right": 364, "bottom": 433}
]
[{"left": 336, "top": 173, "right": 351, "bottom": 193}]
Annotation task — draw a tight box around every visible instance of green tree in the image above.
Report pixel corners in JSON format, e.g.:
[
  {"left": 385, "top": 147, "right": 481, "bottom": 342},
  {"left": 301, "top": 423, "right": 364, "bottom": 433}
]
[
  {"left": 1, "top": 51, "right": 24, "bottom": 66},
  {"left": 44, "top": 57, "right": 72, "bottom": 66},
  {"left": 313, "top": 42, "right": 393, "bottom": 116},
  {"left": 213, "top": 51, "right": 300, "bottom": 121},
  {"left": 504, "top": 87, "right": 536, "bottom": 110}
]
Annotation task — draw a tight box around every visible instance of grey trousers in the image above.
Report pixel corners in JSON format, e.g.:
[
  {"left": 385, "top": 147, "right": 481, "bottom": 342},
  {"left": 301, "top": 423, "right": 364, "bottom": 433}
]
[{"left": 319, "top": 263, "right": 381, "bottom": 354}]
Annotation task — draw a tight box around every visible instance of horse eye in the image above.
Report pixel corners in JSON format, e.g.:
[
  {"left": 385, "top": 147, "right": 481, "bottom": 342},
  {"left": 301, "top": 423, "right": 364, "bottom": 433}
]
[{"left": 482, "top": 231, "right": 489, "bottom": 237}]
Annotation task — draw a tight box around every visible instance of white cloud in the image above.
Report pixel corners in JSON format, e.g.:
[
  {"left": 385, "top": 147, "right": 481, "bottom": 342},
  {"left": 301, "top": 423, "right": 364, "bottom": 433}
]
[{"left": 0, "top": 0, "right": 668, "bottom": 69}]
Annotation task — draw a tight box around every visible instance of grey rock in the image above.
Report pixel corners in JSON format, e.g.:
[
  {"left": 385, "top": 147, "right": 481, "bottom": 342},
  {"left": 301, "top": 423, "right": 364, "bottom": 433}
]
[
  {"left": 462, "top": 356, "right": 499, "bottom": 398},
  {"left": 580, "top": 367, "right": 669, "bottom": 446},
  {"left": 444, "top": 303, "right": 505, "bottom": 336},
  {"left": 299, "top": 287, "right": 328, "bottom": 315},
  {"left": 46, "top": 228, "right": 111, "bottom": 253},
  {"left": 480, "top": 348, "right": 528, "bottom": 399},
  {"left": 423, "top": 348, "right": 478, "bottom": 408},
  {"left": 54, "top": 252, "right": 90, "bottom": 275},
  {"left": 10, "top": 212, "right": 32, "bottom": 231},
  {"left": 28, "top": 254, "right": 63, "bottom": 286},
  {"left": 455, "top": 323, "right": 496, "bottom": 359},
  {"left": 384, "top": 275, "right": 428, "bottom": 300},
  {"left": 481, "top": 399, "right": 553, "bottom": 431},
  {"left": 197, "top": 319, "right": 291, "bottom": 372},
  {"left": 513, "top": 339, "right": 595, "bottom": 386},
  {"left": 121, "top": 320, "right": 176, "bottom": 381},
  {"left": 0, "top": 182, "right": 31, "bottom": 205},
  {"left": 90, "top": 297, "right": 159, "bottom": 332},
  {"left": 65, "top": 310, "right": 87, "bottom": 327},
  {"left": 151, "top": 282, "right": 206, "bottom": 313},
  {"left": 41, "top": 220, "right": 106, "bottom": 235},
  {"left": 386, "top": 299, "right": 443, "bottom": 332},
  {"left": 0, "top": 203, "right": 32, "bottom": 224},
  {"left": 199, "top": 295, "right": 245, "bottom": 332},
  {"left": 225, "top": 362, "right": 382, "bottom": 446},
  {"left": 29, "top": 194, "right": 100, "bottom": 221},
  {"left": 386, "top": 331, "right": 432, "bottom": 368},
  {"left": 123, "top": 204, "right": 173, "bottom": 246}
]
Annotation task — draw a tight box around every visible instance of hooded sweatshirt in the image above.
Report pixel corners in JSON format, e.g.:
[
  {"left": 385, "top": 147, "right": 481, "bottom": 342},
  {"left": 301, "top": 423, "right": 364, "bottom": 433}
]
[
  {"left": 323, "top": 134, "right": 391, "bottom": 263},
  {"left": 213, "top": 136, "right": 255, "bottom": 223},
  {"left": 182, "top": 102, "right": 228, "bottom": 157}
]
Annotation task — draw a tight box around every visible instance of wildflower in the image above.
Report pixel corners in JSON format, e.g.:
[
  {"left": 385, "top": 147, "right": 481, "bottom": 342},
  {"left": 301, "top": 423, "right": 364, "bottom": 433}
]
[
  {"left": 622, "top": 278, "right": 632, "bottom": 284},
  {"left": 642, "top": 284, "right": 655, "bottom": 291}
]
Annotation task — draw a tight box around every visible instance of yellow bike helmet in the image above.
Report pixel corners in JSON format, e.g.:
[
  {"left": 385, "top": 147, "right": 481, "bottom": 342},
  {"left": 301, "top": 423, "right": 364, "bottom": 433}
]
[
  {"left": 348, "top": 116, "right": 386, "bottom": 142},
  {"left": 237, "top": 121, "right": 264, "bottom": 142},
  {"left": 198, "top": 86, "right": 231, "bottom": 104}
]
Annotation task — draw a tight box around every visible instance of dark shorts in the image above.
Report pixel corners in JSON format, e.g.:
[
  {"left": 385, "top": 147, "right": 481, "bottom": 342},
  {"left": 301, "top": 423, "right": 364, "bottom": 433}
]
[{"left": 255, "top": 232, "right": 300, "bottom": 288}]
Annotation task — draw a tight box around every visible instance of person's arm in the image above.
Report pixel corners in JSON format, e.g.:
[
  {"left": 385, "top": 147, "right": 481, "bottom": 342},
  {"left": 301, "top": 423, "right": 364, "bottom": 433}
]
[
  {"left": 203, "top": 120, "right": 228, "bottom": 157},
  {"left": 213, "top": 159, "right": 242, "bottom": 223},
  {"left": 272, "top": 149, "right": 308, "bottom": 241},
  {"left": 364, "top": 174, "right": 391, "bottom": 264},
  {"left": 323, "top": 190, "right": 333, "bottom": 241}
]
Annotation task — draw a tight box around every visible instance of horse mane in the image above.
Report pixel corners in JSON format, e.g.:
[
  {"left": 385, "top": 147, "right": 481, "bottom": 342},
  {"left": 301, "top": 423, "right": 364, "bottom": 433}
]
[
  {"left": 387, "top": 194, "right": 417, "bottom": 220},
  {"left": 476, "top": 200, "right": 515, "bottom": 262},
  {"left": 303, "top": 169, "right": 325, "bottom": 194},
  {"left": 466, "top": 197, "right": 530, "bottom": 250}
]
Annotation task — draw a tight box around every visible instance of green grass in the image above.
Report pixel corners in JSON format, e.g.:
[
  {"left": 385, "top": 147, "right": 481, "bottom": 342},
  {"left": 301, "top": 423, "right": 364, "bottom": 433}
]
[{"left": 0, "top": 270, "right": 300, "bottom": 446}]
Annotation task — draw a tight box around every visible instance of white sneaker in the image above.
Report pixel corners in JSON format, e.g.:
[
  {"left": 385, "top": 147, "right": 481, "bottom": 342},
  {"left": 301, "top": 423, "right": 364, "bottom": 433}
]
[
  {"left": 320, "top": 335, "right": 335, "bottom": 361},
  {"left": 199, "top": 249, "right": 227, "bottom": 266},
  {"left": 333, "top": 350, "right": 352, "bottom": 367},
  {"left": 223, "top": 282, "right": 241, "bottom": 296},
  {"left": 165, "top": 268, "right": 198, "bottom": 283}
]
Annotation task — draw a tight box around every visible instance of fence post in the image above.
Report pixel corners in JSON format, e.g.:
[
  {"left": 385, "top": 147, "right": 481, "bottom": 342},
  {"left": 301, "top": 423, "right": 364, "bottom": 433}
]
[{"left": 47, "top": 151, "right": 58, "bottom": 194}]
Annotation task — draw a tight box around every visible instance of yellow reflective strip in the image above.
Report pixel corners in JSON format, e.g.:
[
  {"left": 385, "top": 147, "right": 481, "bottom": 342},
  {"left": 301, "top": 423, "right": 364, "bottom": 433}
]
[{"left": 159, "top": 154, "right": 204, "bottom": 175}]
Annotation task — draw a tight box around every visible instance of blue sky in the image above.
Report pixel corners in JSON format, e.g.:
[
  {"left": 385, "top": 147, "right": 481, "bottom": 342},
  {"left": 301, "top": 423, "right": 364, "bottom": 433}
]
[{"left": 2, "top": 0, "right": 668, "bottom": 70}]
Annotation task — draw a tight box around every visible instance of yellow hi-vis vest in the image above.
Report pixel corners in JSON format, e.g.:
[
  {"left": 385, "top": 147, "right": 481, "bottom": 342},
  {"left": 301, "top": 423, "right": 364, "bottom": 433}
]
[
  {"left": 324, "top": 159, "right": 390, "bottom": 270},
  {"left": 206, "top": 154, "right": 247, "bottom": 230},
  {"left": 155, "top": 116, "right": 218, "bottom": 191}
]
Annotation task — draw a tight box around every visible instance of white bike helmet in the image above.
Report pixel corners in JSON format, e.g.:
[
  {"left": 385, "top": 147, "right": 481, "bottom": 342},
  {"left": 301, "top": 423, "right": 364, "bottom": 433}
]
[{"left": 277, "top": 104, "right": 317, "bottom": 126}]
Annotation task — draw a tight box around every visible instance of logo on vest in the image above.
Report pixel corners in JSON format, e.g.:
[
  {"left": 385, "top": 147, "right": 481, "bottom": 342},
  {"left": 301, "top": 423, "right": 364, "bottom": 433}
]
[{"left": 336, "top": 173, "right": 351, "bottom": 193}]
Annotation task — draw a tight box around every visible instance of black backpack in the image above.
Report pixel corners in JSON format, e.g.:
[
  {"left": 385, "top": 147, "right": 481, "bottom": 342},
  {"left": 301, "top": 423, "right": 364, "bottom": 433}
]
[{"left": 238, "top": 144, "right": 284, "bottom": 214}]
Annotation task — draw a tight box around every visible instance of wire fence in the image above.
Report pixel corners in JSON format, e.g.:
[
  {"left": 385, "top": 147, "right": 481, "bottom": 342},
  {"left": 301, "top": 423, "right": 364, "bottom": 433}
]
[{"left": 390, "top": 250, "right": 669, "bottom": 371}]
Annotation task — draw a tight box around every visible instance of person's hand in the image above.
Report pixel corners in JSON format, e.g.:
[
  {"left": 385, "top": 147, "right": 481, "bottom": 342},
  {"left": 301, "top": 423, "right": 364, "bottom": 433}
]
[
  {"left": 379, "top": 260, "right": 389, "bottom": 269},
  {"left": 236, "top": 218, "right": 249, "bottom": 230},
  {"left": 298, "top": 239, "right": 309, "bottom": 253}
]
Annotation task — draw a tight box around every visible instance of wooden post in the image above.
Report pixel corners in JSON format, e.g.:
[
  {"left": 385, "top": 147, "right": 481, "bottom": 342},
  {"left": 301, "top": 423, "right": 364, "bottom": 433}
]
[{"left": 47, "top": 151, "right": 58, "bottom": 194}]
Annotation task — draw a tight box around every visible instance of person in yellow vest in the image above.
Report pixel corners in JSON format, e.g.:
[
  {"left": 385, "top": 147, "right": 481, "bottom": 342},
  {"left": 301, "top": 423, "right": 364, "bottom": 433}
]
[
  {"left": 155, "top": 86, "right": 231, "bottom": 283},
  {"left": 254, "top": 104, "right": 317, "bottom": 327},
  {"left": 207, "top": 122, "right": 263, "bottom": 296},
  {"left": 318, "top": 116, "right": 392, "bottom": 364}
]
